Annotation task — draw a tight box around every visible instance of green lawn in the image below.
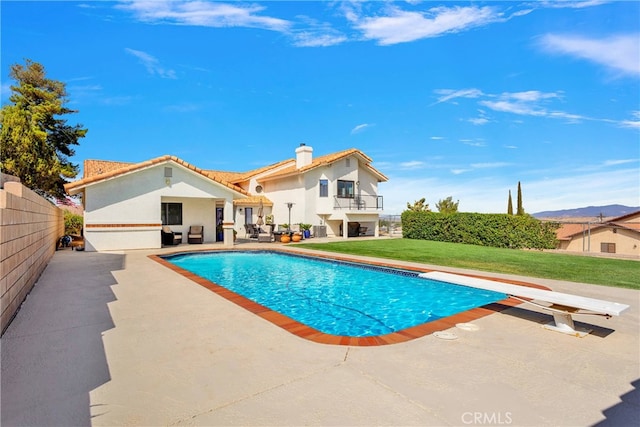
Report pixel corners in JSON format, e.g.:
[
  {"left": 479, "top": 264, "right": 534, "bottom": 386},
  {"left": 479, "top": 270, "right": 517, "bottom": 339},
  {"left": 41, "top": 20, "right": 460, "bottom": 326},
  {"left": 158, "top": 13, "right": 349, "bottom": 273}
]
[{"left": 299, "top": 239, "right": 640, "bottom": 290}]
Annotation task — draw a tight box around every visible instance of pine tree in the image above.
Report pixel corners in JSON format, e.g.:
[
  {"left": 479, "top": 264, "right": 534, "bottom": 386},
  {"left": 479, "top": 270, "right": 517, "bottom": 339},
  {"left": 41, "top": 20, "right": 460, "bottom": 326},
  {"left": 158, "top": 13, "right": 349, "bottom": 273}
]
[
  {"left": 516, "top": 181, "right": 525, "bottom": 215},
  {"left": 507, "top": 190, "right": 513, "bottom": 215},
  {"left": 1, "top": 59, "right": 87, "bottom": 199}
]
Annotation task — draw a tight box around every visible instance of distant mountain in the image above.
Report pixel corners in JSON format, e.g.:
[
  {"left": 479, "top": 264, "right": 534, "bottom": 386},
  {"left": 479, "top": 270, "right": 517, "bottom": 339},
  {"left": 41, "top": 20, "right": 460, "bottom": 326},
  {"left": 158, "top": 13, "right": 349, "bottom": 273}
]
[{"left": 533, "top": 204, "right": 640, "bottom": 219}]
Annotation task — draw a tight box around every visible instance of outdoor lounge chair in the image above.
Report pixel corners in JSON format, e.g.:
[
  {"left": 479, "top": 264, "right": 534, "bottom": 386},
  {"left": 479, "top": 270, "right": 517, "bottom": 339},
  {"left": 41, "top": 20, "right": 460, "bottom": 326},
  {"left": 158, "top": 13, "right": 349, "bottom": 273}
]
[
  {"left": 188, "top": 225, "right": 204, "bottom": 244},
  {"left": 257, "top": 224, "right": 274, "bottom": 243},
  {"left": 161, "top": 226, "right": 182, "bottom": 245},
  {"left": 244, "top": 223, "right": 259, "bottom": 238}
]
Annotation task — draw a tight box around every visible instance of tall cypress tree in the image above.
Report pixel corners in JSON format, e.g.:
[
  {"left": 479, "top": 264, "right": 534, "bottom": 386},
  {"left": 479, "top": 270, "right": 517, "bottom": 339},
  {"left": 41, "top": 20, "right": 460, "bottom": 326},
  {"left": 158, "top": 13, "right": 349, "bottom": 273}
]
[
  {"left": 507, "top": 190, "right": 513, "bottom": 215},
  {"left": 516, "top": 181, "right": 525, "bottom": 215}
]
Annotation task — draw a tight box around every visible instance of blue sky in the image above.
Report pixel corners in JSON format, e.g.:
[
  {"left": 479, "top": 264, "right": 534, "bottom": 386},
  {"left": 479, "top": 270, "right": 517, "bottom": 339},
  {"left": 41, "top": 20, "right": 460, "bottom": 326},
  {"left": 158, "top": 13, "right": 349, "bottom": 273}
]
[{"left": 2, "top": 1, "right": 639, "bottom": 214}]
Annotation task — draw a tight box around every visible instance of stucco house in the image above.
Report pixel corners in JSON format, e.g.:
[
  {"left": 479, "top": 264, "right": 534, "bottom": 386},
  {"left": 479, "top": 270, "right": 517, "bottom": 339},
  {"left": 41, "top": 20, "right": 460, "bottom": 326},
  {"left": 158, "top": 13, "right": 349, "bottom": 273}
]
[
  {"left": 555, "top": 210, "right": 640, "bottom": 257},
  {"left": 64, "top": 144, "right": 388, "bottom": 251}
]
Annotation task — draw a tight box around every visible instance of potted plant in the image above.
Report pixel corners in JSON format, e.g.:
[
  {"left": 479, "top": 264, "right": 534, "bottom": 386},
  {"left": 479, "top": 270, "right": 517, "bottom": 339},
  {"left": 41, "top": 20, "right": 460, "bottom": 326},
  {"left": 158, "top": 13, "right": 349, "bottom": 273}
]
[{"left": 300, "top": 223, "right": 312, "bottom": 239}]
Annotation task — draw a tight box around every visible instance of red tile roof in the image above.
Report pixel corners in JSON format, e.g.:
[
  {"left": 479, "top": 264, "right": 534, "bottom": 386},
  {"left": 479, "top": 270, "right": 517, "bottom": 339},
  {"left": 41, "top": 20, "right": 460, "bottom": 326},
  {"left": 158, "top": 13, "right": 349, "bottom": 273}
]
[
  {"left": 555, "top": 212, "right": 640, "bottom": 240},
  {"left": 64, "top": 148, "right": 388, "bottom": 198},
  {"left": 258, "top": 148, "right": 388, "bottom": 182},
  {"left": 65, "top": 155, "right": 249, "bottom": 196}
]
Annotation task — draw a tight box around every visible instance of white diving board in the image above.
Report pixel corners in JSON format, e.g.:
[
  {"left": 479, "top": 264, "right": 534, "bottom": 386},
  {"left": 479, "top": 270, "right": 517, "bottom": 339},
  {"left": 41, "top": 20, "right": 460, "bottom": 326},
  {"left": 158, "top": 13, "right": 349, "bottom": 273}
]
[{"left": 418, "top": 271, "right": 630, "bottom": 337}]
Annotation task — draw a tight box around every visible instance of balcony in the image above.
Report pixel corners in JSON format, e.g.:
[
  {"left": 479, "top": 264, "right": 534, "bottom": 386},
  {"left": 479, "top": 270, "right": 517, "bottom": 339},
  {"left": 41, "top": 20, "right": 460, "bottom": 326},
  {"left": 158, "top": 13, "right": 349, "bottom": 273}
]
[{"left": 333, "top": 195, "right": 383, "bottom": 211}]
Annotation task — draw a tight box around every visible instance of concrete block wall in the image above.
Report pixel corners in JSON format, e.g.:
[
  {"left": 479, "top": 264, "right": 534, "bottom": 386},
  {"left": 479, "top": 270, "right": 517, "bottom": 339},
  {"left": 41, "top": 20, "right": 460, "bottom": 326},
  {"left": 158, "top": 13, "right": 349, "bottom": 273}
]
[{"left": 1, "top": 180, "right": 64, "bottom": 335}]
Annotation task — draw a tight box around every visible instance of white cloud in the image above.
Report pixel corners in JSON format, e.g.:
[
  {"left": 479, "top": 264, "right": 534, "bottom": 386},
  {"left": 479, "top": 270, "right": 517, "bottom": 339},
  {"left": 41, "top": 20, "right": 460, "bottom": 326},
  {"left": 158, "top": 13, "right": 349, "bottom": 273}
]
[
  {"left": 351, "top": 123, "right": 372, "bottom": 134},
  {"left": 480, "top": 99, "right": 545, "bottom": 116},
  {"left": 350, "top": 5, "right": 503, "bottom": 45},
  {"left": 118, "top": 0, "right": 291, "bottom": 32},
  {"left": 478, "top": 90, "right": 590, "bottom": 123},
  {"left": 541, "top": 0, "right": 610, "bottom": 9},
  {"left": 462, "top": 140, "right": 486, "bottom": 147},
  {"left": 619, "top": 111, "right": 640, "bottom": 128},
  {"left": 603, "top": 159, "right": 638, "bottom": 166},
  {"left": 539, "top": 33, "right": 640, "bottom": 77},
  {"left": 468, "top": 117, "right": 489, "bottom": 125},
  {"left": 125, "top": 48, "right": 177, "bottom": 79},
  {"left": 433, "top": 88, "right": 483, "bottom": 104},
  {"left": 451, "top": 169, "right": 470, "bottom": 175},
  {"left": 436, "top": 87, "right": 638, "bottom": 128},
  {"left": 399, "top": 161, "right": 425, "bottom": 169},
  {"left": 291, "top": 16, "right": 348, "bottom": 47},
  {"left": 508, "top": 90, "right": 561, "bottom": 102},
  {"left": 430, "top": 136, "right": 445, "bottom": 140},
  {"left": 470, "top": 162, "right": 510, "bottom": 169},
  {"left": 293, "top": 31, "right": 347, "bottom": 47}
]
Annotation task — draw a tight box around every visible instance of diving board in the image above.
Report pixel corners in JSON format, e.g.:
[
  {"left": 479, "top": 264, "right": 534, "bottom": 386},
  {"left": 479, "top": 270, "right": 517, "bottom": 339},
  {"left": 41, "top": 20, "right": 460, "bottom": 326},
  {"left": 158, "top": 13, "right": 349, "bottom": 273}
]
[{"left": 418, "top": 271, "right": 630, "bottom": 337}]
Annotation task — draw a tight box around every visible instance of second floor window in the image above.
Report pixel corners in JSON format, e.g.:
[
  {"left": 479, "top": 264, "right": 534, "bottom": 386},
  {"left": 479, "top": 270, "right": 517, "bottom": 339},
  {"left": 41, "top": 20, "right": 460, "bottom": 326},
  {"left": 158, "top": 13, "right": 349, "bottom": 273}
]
[
  {"left": 337, "top": 180, "right": 354, "bottom": 198},
  {"left": 319, "top": 179, "right": 328, "bottom": 197}
]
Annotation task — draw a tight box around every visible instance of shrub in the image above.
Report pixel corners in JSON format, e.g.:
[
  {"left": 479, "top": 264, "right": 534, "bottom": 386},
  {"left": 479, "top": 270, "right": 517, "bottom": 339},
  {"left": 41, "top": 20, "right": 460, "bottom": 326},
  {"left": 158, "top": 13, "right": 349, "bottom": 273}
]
[
  {"left": 401, "top": 211, "right": 559, "bottom": 249},
  {"left": 63, "top": 210, "right": 83, "bottom": 235}
]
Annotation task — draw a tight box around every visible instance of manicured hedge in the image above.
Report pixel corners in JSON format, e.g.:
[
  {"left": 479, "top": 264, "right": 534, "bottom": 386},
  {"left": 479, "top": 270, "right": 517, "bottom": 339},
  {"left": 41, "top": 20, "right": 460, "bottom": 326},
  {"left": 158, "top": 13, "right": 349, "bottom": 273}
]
[{"left": 401, "top": 211, "right": 559, "bottom": 249}]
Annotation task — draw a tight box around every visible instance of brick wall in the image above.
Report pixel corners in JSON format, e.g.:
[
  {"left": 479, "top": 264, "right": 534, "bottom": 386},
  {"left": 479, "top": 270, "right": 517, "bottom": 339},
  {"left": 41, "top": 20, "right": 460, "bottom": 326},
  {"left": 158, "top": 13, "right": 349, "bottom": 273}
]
[{"left": 1, "top": 179, "right": 64, "bottom": 335}]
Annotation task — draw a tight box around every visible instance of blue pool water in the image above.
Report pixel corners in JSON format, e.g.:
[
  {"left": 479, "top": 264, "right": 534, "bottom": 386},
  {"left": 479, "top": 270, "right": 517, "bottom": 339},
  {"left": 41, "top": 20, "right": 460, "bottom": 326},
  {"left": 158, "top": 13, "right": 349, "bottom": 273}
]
[{"left": 165, "top": 251, "right": 506, "bottom": 337}]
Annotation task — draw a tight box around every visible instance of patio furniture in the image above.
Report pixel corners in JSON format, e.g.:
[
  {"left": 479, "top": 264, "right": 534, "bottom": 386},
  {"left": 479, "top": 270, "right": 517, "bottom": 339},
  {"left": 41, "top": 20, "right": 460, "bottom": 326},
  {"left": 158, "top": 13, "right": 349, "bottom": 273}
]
[
  {"left": 244, "top": 223, "right": 259, "bottom": 238},
  {"left": 257, "top": 224, "right": 275, "bottom": 243},
  {"left": 188, "top": 225, "right": 204, "bottom": 244},
  {"left": 358, "top": 226, "right": 368, "bottom": 236},
  {"left": 161, "top": 226, "right": 183, "bottom": 245}
]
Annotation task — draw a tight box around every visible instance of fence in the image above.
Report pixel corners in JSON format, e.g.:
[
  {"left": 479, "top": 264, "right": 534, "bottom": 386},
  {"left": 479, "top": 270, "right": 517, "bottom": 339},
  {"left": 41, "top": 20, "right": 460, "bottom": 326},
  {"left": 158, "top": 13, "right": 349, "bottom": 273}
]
[{"left": 1, "top": 176, "right": 64, "bottom": 335}]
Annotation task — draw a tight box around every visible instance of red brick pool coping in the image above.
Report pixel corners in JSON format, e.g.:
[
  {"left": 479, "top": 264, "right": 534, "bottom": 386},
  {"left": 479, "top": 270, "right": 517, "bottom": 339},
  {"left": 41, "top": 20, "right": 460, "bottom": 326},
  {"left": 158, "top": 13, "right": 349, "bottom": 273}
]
[{"left": 149, "top": 248, "right": 551, "bottom": 346}]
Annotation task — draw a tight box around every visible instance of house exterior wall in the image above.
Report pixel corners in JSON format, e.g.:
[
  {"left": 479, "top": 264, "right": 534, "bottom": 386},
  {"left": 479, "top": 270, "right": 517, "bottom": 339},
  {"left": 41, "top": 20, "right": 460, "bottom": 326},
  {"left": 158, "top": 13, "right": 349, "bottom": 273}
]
[
  {"left": 561, "top": 226, "right": 640, "bottom": 256},
  {"left": 267, "top": 175, "right": 306, "bottom": 227},
  {"left": 256, "top": 154, "right": 382, "bottom": 238},
  {"left": 83, "top": 163, "right": 238, "bottom": 251}
]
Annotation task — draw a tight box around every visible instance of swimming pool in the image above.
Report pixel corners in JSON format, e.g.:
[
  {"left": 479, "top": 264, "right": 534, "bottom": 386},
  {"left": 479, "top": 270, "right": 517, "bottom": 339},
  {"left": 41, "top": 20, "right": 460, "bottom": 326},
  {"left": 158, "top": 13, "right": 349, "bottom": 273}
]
[{"left": 162, "top": 250, "right": 506, "bottom": 337}]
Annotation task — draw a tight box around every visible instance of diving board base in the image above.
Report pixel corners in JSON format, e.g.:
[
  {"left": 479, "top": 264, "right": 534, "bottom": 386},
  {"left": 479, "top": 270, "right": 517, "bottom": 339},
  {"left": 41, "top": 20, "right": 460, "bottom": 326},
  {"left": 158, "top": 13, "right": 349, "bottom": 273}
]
[{"left": 544, "top": 312, "right": 591, "bottom": 338}]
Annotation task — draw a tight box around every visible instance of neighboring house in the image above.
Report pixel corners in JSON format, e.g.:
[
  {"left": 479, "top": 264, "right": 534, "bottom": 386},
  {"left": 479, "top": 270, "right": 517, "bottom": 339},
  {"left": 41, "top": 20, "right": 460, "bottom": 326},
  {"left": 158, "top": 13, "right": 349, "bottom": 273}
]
[
  {"left": 555, "top": 211, "right": 640, "bottom": 257},
  {"left": 64, "top": 144, "right": 388, "bottom": 251}
]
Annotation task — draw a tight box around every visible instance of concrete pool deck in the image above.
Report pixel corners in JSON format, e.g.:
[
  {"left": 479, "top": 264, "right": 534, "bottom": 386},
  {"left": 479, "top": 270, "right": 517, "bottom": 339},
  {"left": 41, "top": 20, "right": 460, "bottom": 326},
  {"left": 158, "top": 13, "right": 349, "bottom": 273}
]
[{"left": 2, "top": 242, "right": 638, "bottom": 426}]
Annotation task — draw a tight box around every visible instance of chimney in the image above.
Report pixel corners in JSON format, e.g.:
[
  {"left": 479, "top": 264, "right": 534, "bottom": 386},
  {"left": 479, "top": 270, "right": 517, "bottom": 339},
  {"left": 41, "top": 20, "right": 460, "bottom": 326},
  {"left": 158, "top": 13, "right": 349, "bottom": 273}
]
[{"left": 295, "top": 143, "right": 313, "bottom": 169}]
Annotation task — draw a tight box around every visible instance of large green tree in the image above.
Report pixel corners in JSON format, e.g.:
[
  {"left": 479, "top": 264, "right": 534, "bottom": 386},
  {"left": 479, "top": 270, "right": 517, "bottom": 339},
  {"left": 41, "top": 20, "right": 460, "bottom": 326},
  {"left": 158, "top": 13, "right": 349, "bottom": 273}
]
[
  {"left": 1, "top": 59, "right": 87, "bottom": 199},
  {"left": 436, "top": 196, "right": 459, "bottom": 214},
  {"left": 507, "top": 190, "right": 513, "bottom": 215}
]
